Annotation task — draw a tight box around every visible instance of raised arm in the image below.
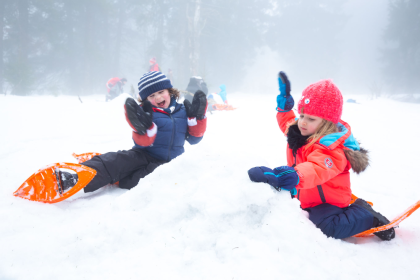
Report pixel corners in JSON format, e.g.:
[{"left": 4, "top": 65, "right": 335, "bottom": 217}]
[
  {"left": 184, "top": 90, "right": 208, "bottom": 144},
  {"left": 275, "top": 71, "right": 296, "bottom": 134},
  {"left": 124, "top": 98, "right": 157, "bottom": 147}
]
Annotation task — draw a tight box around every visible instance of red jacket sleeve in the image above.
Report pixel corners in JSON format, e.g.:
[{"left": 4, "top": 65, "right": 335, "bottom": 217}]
[
  {"left": 276, "top": 110, "right": 296, "bottom": 134},
  {"left": 131, "top": 123, "right": 157, "bottom": 147},
  {"left": 187, "top": 117, "right": 207, "bottom": 137}
]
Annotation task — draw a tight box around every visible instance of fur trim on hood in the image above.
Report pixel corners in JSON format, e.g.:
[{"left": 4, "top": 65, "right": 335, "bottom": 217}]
[{"left": 344, "top": 147, "right": 369, "bottom": 174}]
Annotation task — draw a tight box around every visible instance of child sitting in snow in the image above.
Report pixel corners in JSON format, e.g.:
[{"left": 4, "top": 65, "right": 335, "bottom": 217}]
[
  {"left": 59, "top": 71, "right": 207, "bottom": 193},
  {"left": 207, "top": 84, "right": 236, "bottom": 111},
  {"left": 206, "top": 91, "right": 224, "bottom": 112},
  {"left": 248, "top": 71, "right": 395, "bottom": 241}
]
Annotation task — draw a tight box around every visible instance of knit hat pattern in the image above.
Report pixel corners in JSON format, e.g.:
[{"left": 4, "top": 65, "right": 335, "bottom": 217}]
[
  {"left": 297, "top": 79, "right": 343, "bottom": 124},
  {"left": 138, "top": 71, "right": 172, "bottom": 100}
]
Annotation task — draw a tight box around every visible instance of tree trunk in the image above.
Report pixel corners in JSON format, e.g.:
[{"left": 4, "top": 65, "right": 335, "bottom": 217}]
[
  {"left": 15, "top": 0, "right": 30, "bottom": 95},
  {"left": 114, "top": 0, "right": 125, "bottom": 76},
  {"left": 156, "top": 11, "right": 164, "bottom": 70},
  {"left": 83, "top": 1, "right": 93, "bottom": 95},
  {"left": 101, "top": 3, "right": 112, "bottom": 81},
  {"left": 188, "top": 0, "right": 202, "bottom": 76}
]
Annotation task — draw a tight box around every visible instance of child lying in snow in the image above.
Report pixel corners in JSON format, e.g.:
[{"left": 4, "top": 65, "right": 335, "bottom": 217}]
[
  {"left": 248, "top": 71, "right": 395, "bottom": 241},
  {"left": 59, "top": 71, "right": 207, "bottom": 193}
]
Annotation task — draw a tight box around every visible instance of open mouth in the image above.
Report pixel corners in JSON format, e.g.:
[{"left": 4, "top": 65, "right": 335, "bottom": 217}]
[{"left": 157, "top": 100, "right": 166, "bottom": 107}]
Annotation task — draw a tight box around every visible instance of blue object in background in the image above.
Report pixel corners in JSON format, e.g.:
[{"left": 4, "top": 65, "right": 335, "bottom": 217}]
[{"left": 218, "top": 84, "right": 227, "bottom": 103}]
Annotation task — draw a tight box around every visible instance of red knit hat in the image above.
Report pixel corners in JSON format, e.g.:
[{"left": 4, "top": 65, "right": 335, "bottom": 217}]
[{"left": 297, "top": 79, "right": 343, "bottom": 124}]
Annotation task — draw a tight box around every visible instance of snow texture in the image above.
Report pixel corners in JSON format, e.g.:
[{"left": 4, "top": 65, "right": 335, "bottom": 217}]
[{"left": 0, "top": 92, "right": 419, "bottom": 279}]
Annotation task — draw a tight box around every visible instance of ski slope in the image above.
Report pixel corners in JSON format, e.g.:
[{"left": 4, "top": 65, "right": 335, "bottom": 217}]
[{"left": 0, "top": 92, "right": 419, "bottom": 279}]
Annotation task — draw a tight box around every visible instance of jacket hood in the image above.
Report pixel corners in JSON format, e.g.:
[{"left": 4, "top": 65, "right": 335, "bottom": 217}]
[
  {"left": 318, "top": 120, "right": 358, "bottom": 150},
  {"left": 318, "top": 119, "right": 369, "bottom": 174}
]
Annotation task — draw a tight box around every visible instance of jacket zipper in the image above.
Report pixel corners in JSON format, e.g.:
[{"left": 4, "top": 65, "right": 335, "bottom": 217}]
[{"left": 167, "top": 114, "right": 175, "bottom": 161}]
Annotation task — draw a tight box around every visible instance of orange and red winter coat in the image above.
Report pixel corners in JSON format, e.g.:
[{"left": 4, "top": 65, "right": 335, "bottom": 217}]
[
  {"left": 277, "top": 110, "right": 369, "bottom": 209},
  {"left": 106, "top": 77, "right": 122, "bottom": 93},
  {"left": 149, "top": 63, "right": 160, "bottom": 72}
]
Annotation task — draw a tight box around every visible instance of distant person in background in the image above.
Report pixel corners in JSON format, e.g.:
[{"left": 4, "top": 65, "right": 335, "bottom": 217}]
[
  {"left": 106, "top": 77, "right": 127, "bottom": 102},
  {"left": 218, "top": 84, "right": 228, "bottom": 104},
  {"left": 207, "top": 83, "right": 236, "bottom": 112},
  {"left": 149, "top": 57, "right": 161, "bottom": 72},
  {"left": 185, "top": 76, "right": 208, "bottom": 103}
]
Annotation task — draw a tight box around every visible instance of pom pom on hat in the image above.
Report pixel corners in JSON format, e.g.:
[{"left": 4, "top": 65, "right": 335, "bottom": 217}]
[
  {"left": 138, "top": 71, "right": 172, "bottom": 100},
  {"left": 297, "top": 79, "right": 343, "bottom": 124}
]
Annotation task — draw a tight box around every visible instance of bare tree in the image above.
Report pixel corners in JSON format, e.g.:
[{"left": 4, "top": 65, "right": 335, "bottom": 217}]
[
  {"left": 187, "top": 0, "right": 206, "bottom": 76},
  {"left": 368, "top": 81, "right": 383, "bottom": 99},
  {"left": 15, "top": 0, "right": 30, "bottom": 95}
]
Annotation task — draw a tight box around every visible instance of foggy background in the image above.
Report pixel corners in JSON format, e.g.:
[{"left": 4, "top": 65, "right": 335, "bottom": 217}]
[{"left": 0, "top": 0, "right": 419, "bottom": 97}]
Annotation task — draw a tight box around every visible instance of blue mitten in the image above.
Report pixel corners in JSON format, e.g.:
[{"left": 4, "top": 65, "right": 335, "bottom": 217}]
[
  {"left": 248, "top": 166, "right": 279, "bottom": 187},
  {"left": 248, "top": 166, "right": 298, "bottom": 195},
  {"left": 271, "top": 166, "right": 298, "bottom": 195},
  {"left": 276, "top": 71, "right": 294, "bottom": 112}
]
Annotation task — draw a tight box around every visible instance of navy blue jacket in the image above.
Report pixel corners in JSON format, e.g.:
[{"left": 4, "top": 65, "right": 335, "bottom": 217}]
[{"left": 133, "top": 101, "right": 203, "bottom": 162}]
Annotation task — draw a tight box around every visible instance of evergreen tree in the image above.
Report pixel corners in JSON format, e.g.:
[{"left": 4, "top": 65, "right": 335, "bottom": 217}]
[
  {"left": 3, "top": 0, "right": 33, "bottom": 96},
  {"left": 381, "top": 0, "right": 420, "bottom": 94},
  {"left": 0, "top": 0, "right": 274, "bottom": 95}
]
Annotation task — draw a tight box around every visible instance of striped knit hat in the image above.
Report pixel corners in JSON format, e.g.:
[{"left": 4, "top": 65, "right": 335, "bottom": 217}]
[
  {"left": 297, "top": 79, "right": 343, "bottom": 124},
  {"left": 138, "top": 71, "right": 172, "bottom": 100}
]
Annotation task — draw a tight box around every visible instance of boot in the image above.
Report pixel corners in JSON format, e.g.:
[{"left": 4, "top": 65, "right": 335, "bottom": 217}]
[
  {"left": 55, "top": 168, "right": 78, "bottom": 193},
  {"left": 353, "top": 198, "right": 395, "bottom": 241}
]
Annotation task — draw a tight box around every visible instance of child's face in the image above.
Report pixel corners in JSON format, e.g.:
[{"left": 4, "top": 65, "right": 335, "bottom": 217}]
[
  {"left": 147, "top": 89, "right": 171, "bottom": 108},
  {"left": 298, "top": 113, "right": 323, "bottom": 136}
]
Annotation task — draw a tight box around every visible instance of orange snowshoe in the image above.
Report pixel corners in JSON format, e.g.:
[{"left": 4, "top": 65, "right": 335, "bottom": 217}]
[
  {"left": 354, "top": 200, "right": 420, "bottom": 238},
  {"left": 72, "top": 152, "right": 101, "bottom": 164},
  {"left": 14, "top": 163, "right": 96, "bottom": 204},
  {"left": 350, "top": 193, "right": 373, "bottom": 206}
]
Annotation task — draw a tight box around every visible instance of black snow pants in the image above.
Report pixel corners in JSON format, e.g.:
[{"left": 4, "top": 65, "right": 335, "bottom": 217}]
[{"left": 81, "top": 148, "right": 166, "bottom": 193}]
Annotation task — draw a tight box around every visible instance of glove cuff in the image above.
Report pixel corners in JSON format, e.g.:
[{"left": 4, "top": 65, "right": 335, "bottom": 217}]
[
  {"left": 276, "top": 106, "right": 290, "bottom": 113},
  {"left": 133, "top": 123, "right": 157, "bottom": 147},
  {"left": 188, "top": 118, "right": 207, "bottom": 137},
  {"left": 146, "top": 123, "right": 157, "bottom": 137}
]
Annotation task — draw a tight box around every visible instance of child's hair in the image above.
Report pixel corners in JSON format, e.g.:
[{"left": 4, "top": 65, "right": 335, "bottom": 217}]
[
  {"left": 137, "top": 87, "right": 180, "bottom": 104},
  {"left": 306, "top": 119, "right": 339, "bottom": 147},
  {"left": 286, "top": 108, "right": 339, "bottom": 148}
]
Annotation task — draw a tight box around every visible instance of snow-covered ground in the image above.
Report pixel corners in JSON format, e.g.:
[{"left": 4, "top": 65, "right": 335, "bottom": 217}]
[{"left": 0, "top": 91, "right": 419, "bottom": 279}]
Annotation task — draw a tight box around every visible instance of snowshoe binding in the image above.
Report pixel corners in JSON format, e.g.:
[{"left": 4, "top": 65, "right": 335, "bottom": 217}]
[{"left": 54, "top": 168, "right": 79, "bottom": 194}]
